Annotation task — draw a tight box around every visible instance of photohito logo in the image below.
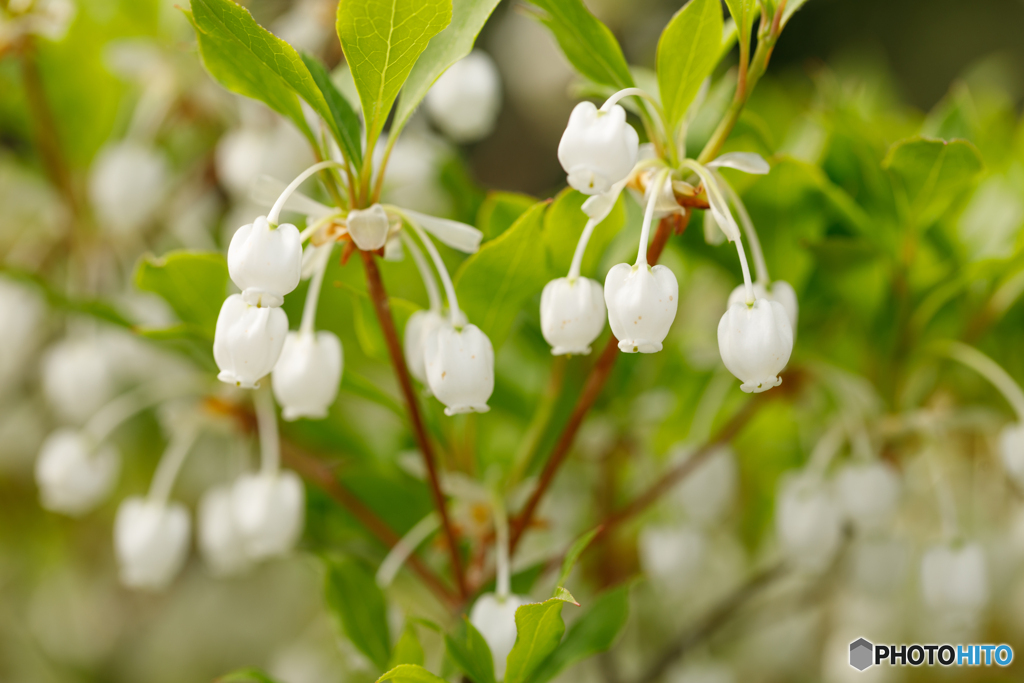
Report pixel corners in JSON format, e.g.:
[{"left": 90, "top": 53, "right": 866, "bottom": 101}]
[{"left": 849, "top": 638, "right": 1013, "bottom": 671}]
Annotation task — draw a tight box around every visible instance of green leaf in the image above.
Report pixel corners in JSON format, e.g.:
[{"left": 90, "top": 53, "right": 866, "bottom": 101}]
[
  {"left": 444, "top": 617, "right": 497, "bottom": 683},
  {"left": 325, "top": 558, "right": 392, "bottom": 671},
  {"left": 302, "top": 53, "right": 364, "bottom": 167},
  {"left": 478, "top": 191, "right": 538, "bottom": 241},
  {"left": 134, "top": 251, "right": 228, "bottom": 340},
  {"left": 526, "top": 0, "right": 634, "bottom": 89},
  {"left": 183, "top": 8, "right": 311, "bottom": 139},
  {"left": 554, "top": 527, "right": 601, "bottom": 593},
  {"left": 781, "top": 0, "right": 812, "bottom": 26},
  {"left": 336, "top": 0, "right": 452, "bottom": 149},
  {"left": 389, "top": 624, "right": 425, "bottom": 668},
  {"left": 724, "top": 0, "right": 756, "bottom": 52},
  {"left": 657, "top": 0, "right": 723, "bottom": 130},
  {"left": 376, "top": 664, "right": 448, "bottom": 683},
  {"left": 341, "top": 370, "right": 405, "bottom": 419},
  {"left": 215, "top": 669, "right": 281, "bottom": 683},
  {"left": 454, "top": 201, "right": 550, "bottom": 350},
  {"left": 551, "top": 586, "right": 578, "bottom": 605},
  {"left": 530, "top": 584, "right": 631, "bottom": 683},
  {"left": 393, "top": 0, "right": 503, "bottom": 136},
  {"left": 542, "top": 188, "right": 625, "bottom": 279},
  {"left": 881, "top": 137, "right": 984, "bottom": 226},
  {"left": 342, "top": 283, "right": 419, "bottom": 361},
  {"left": 504, "top": 599, "right": 568, "bottom": 683}
]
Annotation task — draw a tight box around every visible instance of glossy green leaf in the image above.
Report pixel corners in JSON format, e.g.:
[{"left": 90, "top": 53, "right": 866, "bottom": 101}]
[
  {"left": 215, "top": 669, "right": 281, "bottom": 683},
  {"left": 444, "top": 617, "right": 496, "bottom": 683},
  {"left": 376, "top": 664, "right": 448, "bottom": 683},
  {"left": 454, "top": 201, "right": 550, "bottom": 350},
  {"left": 882, "top": 137, "right": 984, "bottom": 226},
  {"left": 543, "top": 188, "right": 625, "bottom": 279},
  {"left": 504, "top": 598, "right": 567, "bottom": 683},
  {"left": 336, "top": 0, "right": 452, "bottom": 149},
  {"left": 478, "top": 191, "right": 538, "bottom": 240},
  {"left": 325, "top": 558, "right": 392, "bottom": 671},
  {"left": 184, "top": 9, "right": 311, "bottom": 139},
  {"left": 134, "top": 250, "right": 228, "bottom": 339},
  {"left": 302, "top": 53, "right": 363, "bottom": 167},
  {"left": 530, "top": 584, "right": 631, "bottom": 683},
  {"left": 393, "top": 0, "right": 503, "bottom": 136},
  {"left": 554, "top": 527, "right": 601, "bottom": 592},
  {"left": 657, "top": 0, "right": 723, "bottom": 129},
  {"left": 724, "top": 0, "right": 756, "bottom": 52},
  {"left": 527, "top": 0, "right": 634, "bottom": 89},
  {"left": 389, "top": 624, "right": 425, "bottom": 668}
]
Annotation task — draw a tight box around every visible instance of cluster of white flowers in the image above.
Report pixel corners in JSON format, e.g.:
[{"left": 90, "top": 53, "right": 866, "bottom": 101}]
[{"left": 540, "top": 89, "right": 797, "bottom": 394}]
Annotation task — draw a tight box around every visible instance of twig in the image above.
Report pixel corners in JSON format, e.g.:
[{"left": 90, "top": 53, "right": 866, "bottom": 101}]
[
  {"left": 636, "top": 562, "right": 786, "bottom": 683},
  {"left": 360, "top": 250, "right": 468, "bottom": 600},
  {"left": 509, "top": 215, "right": 685, "bottom": 553}
]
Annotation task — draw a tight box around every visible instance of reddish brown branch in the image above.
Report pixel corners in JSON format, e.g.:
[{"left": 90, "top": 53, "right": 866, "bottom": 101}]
[
  {"left": 360, "top": 250, "right": 468, "bottom": 599},
  {"left": 282, "top": 444, "right": 459, "bottom": 607},
  {"left": 509, "top": 214, "right": 688, "bottom": 553}
]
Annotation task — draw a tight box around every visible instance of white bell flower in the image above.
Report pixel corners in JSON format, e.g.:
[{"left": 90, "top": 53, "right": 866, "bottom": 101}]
[
  {"left": 776, "top": 474, "right": 841, "bottom": 573},
  {"left": 424, "top": 321, "right": 495, "bottom": 415},
  {"left": 35, "top": 429, "right": 119, "bottom": 516},
  {"left": 114, "top": 496, "right": 191, "bottom": 590},
  {"left": 230, "top": 470, "right": 305, "bottom": 561},
  {"left": 920, "top": 542, "right": 988, "bottom": 614},
  {"left": 834, "top": 461, "right": 901, "bottom": 533},
  {"left": 213, "top": 294, "right": 289, "bottom": 389},
  {"left": 272, "top": 330, "right": 343, "bottom": 421},
  {"left": 718, "top": 298, "right": 793, "bottom": 393},
  {"left": 228, "top": 216, "right": 302, "bottom": 307},
  {"left": 557, "top": 101, "right": 638, "bottom": 195},
  {"left": 41, "top": 336, "right": 117, "bottom": 424},
  {"left": 346, "top": 204, "right": 391, "bottom": 251},
  {"left": 469, "top": 592, "right": 530, "bottom": 680},
  {"left": 425, "top": 50, "right": 502, "bottom": 143},
  {"left": 198, "top": 485, "right": 252, "bottom": 576},
  {"left": 604, "top": 264, "right": 678, "bottom": 353},
  {"left": 404, "top": 309, "right": 446, "bottom": 385},
  {"left": 0, "top": 276, "right": 45, "bottom": 393},
  {"left": 88, "top": 141, "right": 168, "bottom": 237},
  {"left": 727, "top": 280, "right": 798, "bottom": 335},
  {"left": 540, "top": 276, "right": 606, "bottom": 355},
  {"left": 998, "top": 422, "right": 1024, "bottom": 489}
]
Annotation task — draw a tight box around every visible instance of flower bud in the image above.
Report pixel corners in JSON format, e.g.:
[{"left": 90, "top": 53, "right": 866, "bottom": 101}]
[
  {"left": 540, "top": 277, "right": 606, "bottom": 355},
  {"left": 198, "top": 485, "right": 252, "bottom": 576},
  {"left": 114, "top": 496, "right": 191, "bottom": 590},
  {"left": 88, "top": 141, "right": 168, "bottom": 237},
  {"left": 717, "top": 298, "right": 793, "bottom": 393},
  {"left": 228, "top": 216, "right": 302, "bottom": 307},
  {"left": 213, "top": 294, "right": 289, "bottom": 389},
  {"left": 231, "top": 471, "right": 304, "bottom": 561},
  {"left": 557, "top": 101, "right": 638, "bottom": 195},
  {"left": 347, "top": 204, "right": 391, "bottom": 251},
  {"left": 41, "top": 336, "right": 117, "bottom": 425},
  {"left": 776, "top": 474, "right": 841, "bottom": 573},
  {"left": 727, "top": 280, "right": 799, "bottom": 334},
  {"left": 35, "top": 429, "right": 120, "bottom": 516},
  {"left": 272, "top": 331, "right": 343, "bottom": 421},
  {"left": 404, "top": 309, "right": 446, "bottom": 384},
  {"left": 604, "top": 263, "right": 678, "bottom": 353},
  {"left": 921, "top": 542, "right": 988, "bottom": 613},
  {"left": 469, "top": 592, "right": 530, "bottom": 680},
  {"left": 425, "top": 51, "right": 502, "bottom": 143},
  {"left": 998, "top": 422, "right": 1024, "bottom": 489},
  {"left": 834, "top": 461, "right": 901, "bottom": 533},
  {"left": 425, "top": 322, "right": 494, "bottom": 415}
]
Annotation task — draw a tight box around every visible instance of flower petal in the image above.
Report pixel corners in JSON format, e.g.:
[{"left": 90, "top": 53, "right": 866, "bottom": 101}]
[
  {"left": 252, "top": 175, "right": 334, "bottom": 217},
  {"left": 581, "top": 177, "right": 628, "bottom": 223},
  {"left": 707, "top": 152, "right": 770, "bottom": 175},
  {"left": 401, "top": 208, "right": 482, "bottom": 253}
]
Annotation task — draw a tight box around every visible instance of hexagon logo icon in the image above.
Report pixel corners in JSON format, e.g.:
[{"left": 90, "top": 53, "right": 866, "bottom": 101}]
[{"left": 849, "top": 638, "right": 874, "bottom": 671}]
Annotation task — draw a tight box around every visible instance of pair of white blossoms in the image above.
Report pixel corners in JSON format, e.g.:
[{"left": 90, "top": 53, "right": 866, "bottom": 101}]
[{"left": 542, "top": 97, "right": 795, "bottom": 392}]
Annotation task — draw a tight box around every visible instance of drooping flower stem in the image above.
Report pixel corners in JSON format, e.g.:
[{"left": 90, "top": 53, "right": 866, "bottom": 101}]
[
  {"left": 147, "top": 426, "right": 199, "bottom": 505},
  {"left": 567, "top": 219, "right": 598, "bottom": 281},
  {"left": 492, "top": 492, "right": 511, "bottom": 599},
  {"left": 636, "top": 170, "right": 671, "bottom": 267},
  {"left": 299, "top": 244, "right": 333, "bottom": 336},
  {"left": 942, "top": 341, "right": 1024, "bottom": 421},
  {"left": 376, "top": 511, "right": 441, "bottom": 588},
  {"left": 254, "top": 385, "right": 280, "bottom": 475},
  {"left": 720, "top": 178, "right": 769, "bottom": 285},
  {"left": 402, "top": 213, "right": 464, "bottom": 326},
  {"left": 360, "top": 250, "right": 468, "bottom": 599},
  {"left": 268, "top": 160, "right": 347, "bottom": 226},
  {"left": 85, "top": 379, "right": 201, "bottom": 445},
  {"left": 402, "top": 232, "right": 443, "bottom": 313}
]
